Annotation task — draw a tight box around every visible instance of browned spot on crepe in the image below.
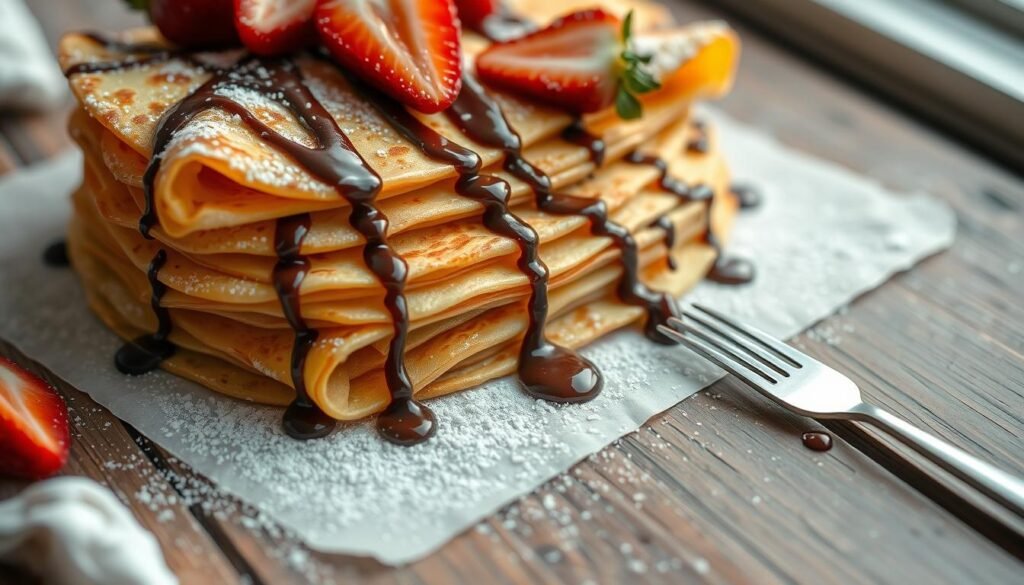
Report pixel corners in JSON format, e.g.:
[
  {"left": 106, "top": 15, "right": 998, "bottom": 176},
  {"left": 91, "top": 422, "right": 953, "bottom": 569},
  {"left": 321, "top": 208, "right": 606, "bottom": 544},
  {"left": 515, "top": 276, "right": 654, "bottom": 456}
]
[{"left": 148, "top": 71, "right": 191, "bottom": 85}]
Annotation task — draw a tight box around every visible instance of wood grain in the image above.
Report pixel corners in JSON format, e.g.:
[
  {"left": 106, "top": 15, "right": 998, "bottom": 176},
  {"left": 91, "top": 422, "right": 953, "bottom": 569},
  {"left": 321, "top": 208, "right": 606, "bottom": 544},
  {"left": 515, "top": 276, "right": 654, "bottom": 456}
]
[{"left": 0, "top": 0, "right": 1022, "bottom": 583}]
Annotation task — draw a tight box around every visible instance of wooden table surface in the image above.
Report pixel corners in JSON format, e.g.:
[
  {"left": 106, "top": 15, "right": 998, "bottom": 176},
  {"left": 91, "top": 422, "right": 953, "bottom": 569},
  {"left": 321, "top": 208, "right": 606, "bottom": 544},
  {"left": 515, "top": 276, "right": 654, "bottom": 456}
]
[{"left": 1, "top": 1, "right": 1021, "bottom": 584}]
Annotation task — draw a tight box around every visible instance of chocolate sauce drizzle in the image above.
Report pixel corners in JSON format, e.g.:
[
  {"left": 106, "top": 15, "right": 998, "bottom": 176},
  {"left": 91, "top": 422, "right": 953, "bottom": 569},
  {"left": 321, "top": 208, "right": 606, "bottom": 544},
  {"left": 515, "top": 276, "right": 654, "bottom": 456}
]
[
  {"left": 42, "top": 240, "right": 70, "bottom": 267},
  {"left": 561, "top": 119, "right": 606, "bottom": 168},
  {"left": 801, "top": 431, "right": 833, "bottom": 452},
  {"left": 64, "top": 31, "right": 752, "bottom": 443},
  {"left": 360, "top": 80, "right": 602, "bottom": 403},
  {"left": 64, "top": 36, "right": 180, "bottom": 376},
  {"left": 164, "top": 59, "right": 432, "bottom": 445},
  {"left": 731, "top": 183, "right": 762, "bottom": 209},
  {"left": 687, "top": 119, "right": 709, "bottom": 154},
  {"left": 449, "top": 75, "right": 677, "bottom": 344},
  {"left": 63, "top": 33, "right": 209, "bottom": 77},
  {"left": 623, "top": 151, "right": 755, "bottom": 285},
  {"left": 69, "top": 51, "right": 434, "bottom": 443},
  {"left": 114, "top": 249, "right": 176, "bottom": 375},
  {"left": 274, "top": 213, "right": 335, "bottom": 439},
  {"left": 652, "top": 216, "right": 678, "bottom": 271}
]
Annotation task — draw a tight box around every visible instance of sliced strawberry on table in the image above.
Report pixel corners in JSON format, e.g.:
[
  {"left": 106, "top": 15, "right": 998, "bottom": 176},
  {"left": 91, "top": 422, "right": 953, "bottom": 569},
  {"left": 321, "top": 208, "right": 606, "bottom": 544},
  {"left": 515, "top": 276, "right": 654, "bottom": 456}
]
[
  {"left": 126, "top": 0, "right": 241, "bottom": 49},
  {"left": 475, "top": 9, "right": 661, "bottom": 119},
  {"left": 234, "top": 0, "right": 316, "bottom": 55},
  {"left": 315, "top": 0, "right": 463, "bottom": 114},
  {"left": 0, "top": 357, "right": 70, "bottom": 480}
]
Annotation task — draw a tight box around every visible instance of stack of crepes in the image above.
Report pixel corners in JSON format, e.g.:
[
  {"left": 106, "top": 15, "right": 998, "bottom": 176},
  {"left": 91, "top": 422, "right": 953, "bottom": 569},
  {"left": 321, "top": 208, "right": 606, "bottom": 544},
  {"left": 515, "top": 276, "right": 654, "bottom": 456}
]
[{"left": 57, "top": 0, "right": 740, "bottom": 424}]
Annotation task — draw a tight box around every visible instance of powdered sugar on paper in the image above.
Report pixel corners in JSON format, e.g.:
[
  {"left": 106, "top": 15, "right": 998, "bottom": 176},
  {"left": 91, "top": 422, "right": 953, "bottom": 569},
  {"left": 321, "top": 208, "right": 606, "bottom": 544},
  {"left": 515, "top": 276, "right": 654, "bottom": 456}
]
[{"left": 0, "top": 113, "right": 955, "bottom": 564}]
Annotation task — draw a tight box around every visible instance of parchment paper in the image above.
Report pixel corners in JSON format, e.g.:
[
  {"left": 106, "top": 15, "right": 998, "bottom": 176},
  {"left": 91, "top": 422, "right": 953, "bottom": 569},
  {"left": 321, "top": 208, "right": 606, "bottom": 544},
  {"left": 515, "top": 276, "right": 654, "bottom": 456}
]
[{"left": 0, "top": 112, "right": 956, "bottom": 564}]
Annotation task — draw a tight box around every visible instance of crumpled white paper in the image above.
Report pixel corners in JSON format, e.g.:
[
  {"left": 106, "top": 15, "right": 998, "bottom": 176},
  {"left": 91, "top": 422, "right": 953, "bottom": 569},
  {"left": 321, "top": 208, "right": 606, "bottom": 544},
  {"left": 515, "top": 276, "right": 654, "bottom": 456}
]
[{"left": 0, "top": 112, "right": 955, "bottom": 565}]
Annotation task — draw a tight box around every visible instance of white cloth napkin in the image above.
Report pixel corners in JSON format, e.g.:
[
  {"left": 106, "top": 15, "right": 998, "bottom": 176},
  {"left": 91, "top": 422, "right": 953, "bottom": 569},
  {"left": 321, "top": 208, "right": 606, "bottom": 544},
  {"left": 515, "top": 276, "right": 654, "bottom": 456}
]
[
  {"left": 0, "top": 0, "right": 67, "bottom": 111},
  {"left": 0, "top": 477, "right": 177, "bottom": 585}
]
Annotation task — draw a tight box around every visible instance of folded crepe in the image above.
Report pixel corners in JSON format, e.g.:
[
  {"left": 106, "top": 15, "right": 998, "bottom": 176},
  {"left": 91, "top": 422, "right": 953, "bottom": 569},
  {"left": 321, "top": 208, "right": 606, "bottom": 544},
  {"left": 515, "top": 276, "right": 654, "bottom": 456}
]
[{"left": 57, "top": 0, "right": 743, "bottom": 437}]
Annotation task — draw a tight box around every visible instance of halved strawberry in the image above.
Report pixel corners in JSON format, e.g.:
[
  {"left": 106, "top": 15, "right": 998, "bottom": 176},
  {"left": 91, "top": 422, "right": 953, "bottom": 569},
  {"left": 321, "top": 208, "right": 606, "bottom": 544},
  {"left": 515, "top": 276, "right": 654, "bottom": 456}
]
[
  {"left": 0, "top": 357, "right": 70, "bottom": 479},
  {"left": 234, "top": 0, "right": 316, "bottom": 55},
  {"left": 315, "top": 0, "right": 463, "bottom": 114},
  {"left": 475, "top": 9, "right": 660, "bottom": 119}
]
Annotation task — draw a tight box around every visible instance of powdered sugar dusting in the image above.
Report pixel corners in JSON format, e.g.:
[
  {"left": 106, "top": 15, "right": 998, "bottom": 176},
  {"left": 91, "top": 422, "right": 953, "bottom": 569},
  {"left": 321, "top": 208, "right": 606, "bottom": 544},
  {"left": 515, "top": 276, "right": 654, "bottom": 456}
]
[{"left": 0, "top": 113, "right": 954, "bottom": 564}]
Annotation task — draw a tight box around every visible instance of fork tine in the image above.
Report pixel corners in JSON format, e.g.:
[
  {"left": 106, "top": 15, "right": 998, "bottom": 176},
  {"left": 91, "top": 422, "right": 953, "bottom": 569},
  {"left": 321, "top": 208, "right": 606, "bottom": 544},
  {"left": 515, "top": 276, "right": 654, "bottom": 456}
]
[
  {"left": 670, "top": 319, "right": 779, "bottom": 383},
  {"left": 657, "top": 324, "right": 778, "bottom": 388},
  {"left": 680, "top": 310, "right": 792, "bottom": 378},
  {"left": 691, "top": 304, "right": 805, "bottom": 368}
]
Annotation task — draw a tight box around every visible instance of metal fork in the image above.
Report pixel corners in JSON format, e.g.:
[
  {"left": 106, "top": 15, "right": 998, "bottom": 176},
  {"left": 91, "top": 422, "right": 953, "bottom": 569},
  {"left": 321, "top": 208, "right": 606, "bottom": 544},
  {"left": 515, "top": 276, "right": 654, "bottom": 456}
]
[{"left": 657, "top": 304, "right": 1024, "bottom": 519}]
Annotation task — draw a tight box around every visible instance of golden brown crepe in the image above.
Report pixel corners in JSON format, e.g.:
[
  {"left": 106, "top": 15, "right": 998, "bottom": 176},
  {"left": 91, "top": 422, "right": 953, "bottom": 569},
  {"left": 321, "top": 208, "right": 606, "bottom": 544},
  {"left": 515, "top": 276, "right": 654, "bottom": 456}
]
[{"left": 58, "top": 0, "right": 742, "bottom": 423}]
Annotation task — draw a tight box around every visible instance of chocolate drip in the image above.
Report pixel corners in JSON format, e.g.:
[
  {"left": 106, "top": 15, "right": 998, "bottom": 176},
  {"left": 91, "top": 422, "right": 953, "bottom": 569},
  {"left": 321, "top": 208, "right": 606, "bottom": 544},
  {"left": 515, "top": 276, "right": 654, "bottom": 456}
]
[
  {"left": 42, "top": 240, "right": 70, "bottom": 267},
  {"left": 63, "top": 32, "right": 207, "bottom": 76},
  {"left": 802, "top": 431, "right": 833, "bottom": 452},
  {"left": 67, "top": 35, "right": 187, "bottom": 376},
  {"left": 561, "top": 119, "right": 606, "bottom": 167},
  {"left": 686, "top": 136, "right": 709, "bottom": 154},
  {"left": 449, "top": 75, "right": 677, "bottom": 344},
  {"left": 115, "top": 249, "right": 175, "bottom": 375},
  {"left": 225, "top": 60, "right": 431, "bottom": 444},
  {"left": 114, "top": 56, "right": 431, "bottom": 443},
  {"left": 362, "top": 80, "right": 601, "bottom": 404},
  {"left": 731, "top": 183, "right": 762, "bottom": 209},
  {"left": 687, "top": 119, "right": 709, "bottom": 154},
  {"left": 697, "top": 184, "right": 755, "bottom": 285},
  {"left": 624, "top": 152, "right": 755, "bottom": 285},
  {"left": 652, "top": 216, "right": 678, "bottom": 271},
  {"left": 274, "top": 213, "right": 336, "bottom": 439},
  {"left": 706, "top": 255, "right": 755, "bottom": 285},
  {"left": 624, "top": 151, "right": 689, "bottom": 197}
]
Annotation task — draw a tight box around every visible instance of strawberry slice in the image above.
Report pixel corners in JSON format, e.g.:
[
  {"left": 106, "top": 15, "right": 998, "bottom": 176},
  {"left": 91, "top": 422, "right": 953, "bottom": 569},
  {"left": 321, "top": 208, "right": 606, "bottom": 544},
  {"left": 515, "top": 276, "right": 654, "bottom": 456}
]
[
  {"left": 475, "top": 9, "right": 660, "bottom": 119},
  {"left": 0, "top": 357, "right": 70, "bottom": 479},
  {"left": 315, "top": 0, "right": 463, "bottom": 114},
  {"left": 234, "top": 0, "right": 316, "bottom": 55}
]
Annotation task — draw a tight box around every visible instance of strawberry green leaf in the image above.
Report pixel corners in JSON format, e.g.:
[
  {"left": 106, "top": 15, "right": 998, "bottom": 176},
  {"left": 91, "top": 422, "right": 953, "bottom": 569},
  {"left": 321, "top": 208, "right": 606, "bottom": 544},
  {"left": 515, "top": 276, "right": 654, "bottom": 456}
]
[
  {"left": 123, "top": 0, "right": 148, "bottom": 10},
  {"left": 615, "top": 85, "right": 642, "bottom": 120},
  {"left": 623, "top": 65, "right": 660, "bottom": 94},
  {"left": 615, "top": 9, "right": 660, "bottom": 120}
]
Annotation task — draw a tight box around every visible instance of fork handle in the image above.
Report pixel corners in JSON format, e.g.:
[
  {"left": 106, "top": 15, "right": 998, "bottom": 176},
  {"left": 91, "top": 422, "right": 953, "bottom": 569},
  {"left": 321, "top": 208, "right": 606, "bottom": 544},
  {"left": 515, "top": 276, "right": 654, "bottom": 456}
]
[{"left": 851, "top": 402, "right": 1024, "bottom": 518}]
